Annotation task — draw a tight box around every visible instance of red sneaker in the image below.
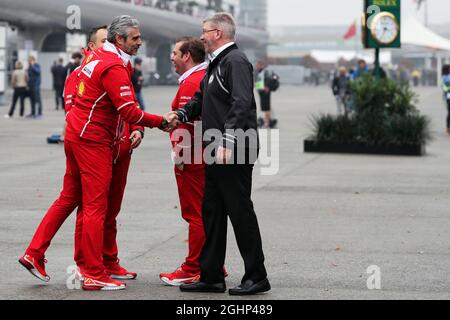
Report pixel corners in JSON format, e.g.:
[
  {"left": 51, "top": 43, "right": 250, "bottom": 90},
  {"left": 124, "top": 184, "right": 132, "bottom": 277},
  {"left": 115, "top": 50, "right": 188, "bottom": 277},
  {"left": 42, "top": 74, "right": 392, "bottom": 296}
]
[
  {"left": 159, "top": 266, "right": 200, "bottom": 286},
  {"left": 19, "top": 254, "right": 50, "bottom": 282},
  {"left": 82, "top": 274, "right": 126, "bottom": 291},
  {"left": 105, "top": 262, "right": 137, "bottom": 280}
]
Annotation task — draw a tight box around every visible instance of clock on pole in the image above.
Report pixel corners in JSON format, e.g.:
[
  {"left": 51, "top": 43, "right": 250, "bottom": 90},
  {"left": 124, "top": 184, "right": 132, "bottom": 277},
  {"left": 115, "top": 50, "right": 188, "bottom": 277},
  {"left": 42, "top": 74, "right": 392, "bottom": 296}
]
[
  {"left": 370, "top": 12, "right": 400, "bottom": 46},
  {"left": 363, "top": 0, "right": 401, "bottom": 78}
]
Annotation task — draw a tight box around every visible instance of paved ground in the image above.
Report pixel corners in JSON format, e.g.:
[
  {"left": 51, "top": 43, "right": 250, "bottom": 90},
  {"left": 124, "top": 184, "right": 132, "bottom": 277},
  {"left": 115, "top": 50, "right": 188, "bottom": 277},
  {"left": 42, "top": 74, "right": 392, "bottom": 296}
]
[{"left": 1, "top": 85, "right": 450, "bottom": 300}]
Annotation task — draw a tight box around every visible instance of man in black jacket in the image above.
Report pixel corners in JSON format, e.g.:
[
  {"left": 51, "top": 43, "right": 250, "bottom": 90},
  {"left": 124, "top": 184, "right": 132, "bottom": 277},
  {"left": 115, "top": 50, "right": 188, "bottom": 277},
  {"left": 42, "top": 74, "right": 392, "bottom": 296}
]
[
  {"left": 131, "top": 57, "right": 146, "bottom": 111},
  {"left": 331, "top": 66, "right": 351, "bottom": 115},
  {"left": 51, "top": 58, "right": 67, "bottom": 110},
  {"left": 172, "top": 12, "right": 270, "bottom": 296}
]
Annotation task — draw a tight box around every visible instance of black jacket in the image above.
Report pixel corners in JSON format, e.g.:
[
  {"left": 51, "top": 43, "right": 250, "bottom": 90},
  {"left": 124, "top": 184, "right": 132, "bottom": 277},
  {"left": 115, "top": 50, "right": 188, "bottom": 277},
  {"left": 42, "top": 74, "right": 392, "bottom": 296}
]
[
  {"left": 51, "top": 64, "right": 67, "bottom": 89},
  {"left": 176, "top": 44, "right": 259, "bottom": 154},
  {"left": 332, "top": 75, "right": 350, "bottom": 96},
  {"left": 131, "top": 69, "right": 143, "bottom": 93}
]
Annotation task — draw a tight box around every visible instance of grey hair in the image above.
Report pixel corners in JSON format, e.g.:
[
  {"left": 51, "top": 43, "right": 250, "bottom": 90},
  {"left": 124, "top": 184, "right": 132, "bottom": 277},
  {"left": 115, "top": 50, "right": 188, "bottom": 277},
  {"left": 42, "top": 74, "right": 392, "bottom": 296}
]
[
  {"left": 107, "top": 15, "right": 140, "bottom": 43},
  {"left": 203, "top": 12, "right": 236, "bottom": 40}
]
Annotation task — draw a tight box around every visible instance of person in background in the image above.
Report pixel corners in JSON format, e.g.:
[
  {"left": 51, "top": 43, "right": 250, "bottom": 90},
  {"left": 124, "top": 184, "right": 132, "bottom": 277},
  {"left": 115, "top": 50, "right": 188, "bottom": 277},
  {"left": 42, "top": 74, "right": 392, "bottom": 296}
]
[
  {"left": 5, "top": 61, "right": 28, "bottom": 118},
  {"left": 412, "top": 69, "right": 421, "bottom": 87},
  {"left": 441, "top": 65, "right": 450, "bottom": 134},
  {"left": 51, "top": 58, "right": 67, "bottom": 110},
  {"left": 348, "top": 68, "right": 354, "bottom": 79},
  {"left": 332, "top": 66, "right": 351, "bottom": 115},
  {"left": 131, "top": 57, "right": 146, "bottom": 110},
  {"left": 66, "top": 52, "right": 83, "bottom": 76},
  {"left": 372, "top": 65, "right": 387, "bottom": 79},
  {"left": 255, "top": 60, "right": 273, "bottom": 129},
  {"left": 26, "top": 55, "right": 42, "bottom": 118},
  {"left": 351, "top": 59, "right": 369, "bottom": 80}
]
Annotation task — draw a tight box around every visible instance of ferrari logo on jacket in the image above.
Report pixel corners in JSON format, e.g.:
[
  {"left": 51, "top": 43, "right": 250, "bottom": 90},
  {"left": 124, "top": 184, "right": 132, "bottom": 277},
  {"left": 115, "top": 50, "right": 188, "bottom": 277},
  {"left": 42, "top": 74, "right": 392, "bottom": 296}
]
[
  {"left": 78, "top": 81, "right": 85, "bottom": 96},
  {"left": 85, "top": 54, "right": 94, "bottom": 64}
]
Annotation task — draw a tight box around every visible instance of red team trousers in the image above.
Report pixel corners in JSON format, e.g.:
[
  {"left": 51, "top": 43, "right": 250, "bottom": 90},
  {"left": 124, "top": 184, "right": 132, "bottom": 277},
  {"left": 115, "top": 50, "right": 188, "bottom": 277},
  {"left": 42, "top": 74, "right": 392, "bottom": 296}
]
[
  {"left": 26, "top": 138, "right": 131, "bottom": 276},
  {"left": 74, "top": 137, "right": 132, "bottom": 270},
  {"left": 171, "top": 68, "right": 207, "bottom": 274},
  {"left": 175, "top": 163, "right": 205, "bottom": 274},
  {"left": 26, "top": 140, "right": 111, "bottom": 276}
]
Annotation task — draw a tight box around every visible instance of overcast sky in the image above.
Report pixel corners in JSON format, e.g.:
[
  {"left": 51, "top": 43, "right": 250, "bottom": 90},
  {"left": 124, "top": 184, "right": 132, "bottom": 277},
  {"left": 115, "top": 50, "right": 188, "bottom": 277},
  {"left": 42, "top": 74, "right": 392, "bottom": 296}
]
[{"left": 268, "top": 0, "right": 450, "bottom": 26}]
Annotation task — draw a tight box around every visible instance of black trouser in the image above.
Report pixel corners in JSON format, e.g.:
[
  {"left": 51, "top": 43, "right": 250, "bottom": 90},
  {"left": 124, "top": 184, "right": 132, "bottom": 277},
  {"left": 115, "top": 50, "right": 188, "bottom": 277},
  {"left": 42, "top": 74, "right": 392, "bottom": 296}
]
[
  {"left": 8, "top": 87, "right": 28, "bottom": 117},
  {"left": 199, "top": 163, "right": 267, "bottom": 284},
  {"left": 447, "top": 99, "right": 450, "bottom": 129},
  {"left": 258, "top": 90, "right": 271, "bottom": 112},
  {"left": 28, "top": 88, "right": 36, "bottom": 116},
  {"left": 55, "top": 85, "right": 64, "bottom": 110}
]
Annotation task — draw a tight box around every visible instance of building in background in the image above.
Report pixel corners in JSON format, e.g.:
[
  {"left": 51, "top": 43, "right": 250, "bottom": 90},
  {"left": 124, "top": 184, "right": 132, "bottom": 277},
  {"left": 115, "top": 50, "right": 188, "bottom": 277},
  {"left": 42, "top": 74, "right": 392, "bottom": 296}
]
[
  {"left": 239, "top": 0, "right": 267, "bottom": 59},
  {"left": 0, "top": 0, "right": 268, "bottom": 89},
  {"left": 268, "top": 22, "right": 450, "bottom": 86},
  {"left": 239, "top": 0, "right": 267, "bottom": 30}
]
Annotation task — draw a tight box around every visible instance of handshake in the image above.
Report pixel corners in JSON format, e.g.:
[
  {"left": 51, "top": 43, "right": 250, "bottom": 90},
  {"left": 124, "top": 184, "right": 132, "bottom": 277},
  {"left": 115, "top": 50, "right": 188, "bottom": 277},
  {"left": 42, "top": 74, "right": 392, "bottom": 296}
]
[{"left": 160, "top": 111, "right": 180, "bottom": 132}]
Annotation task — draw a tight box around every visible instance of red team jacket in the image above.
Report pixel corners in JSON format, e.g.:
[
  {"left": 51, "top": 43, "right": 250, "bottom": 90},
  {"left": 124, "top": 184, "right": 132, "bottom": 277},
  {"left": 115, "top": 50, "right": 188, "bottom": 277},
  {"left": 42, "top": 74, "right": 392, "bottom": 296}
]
[
  {"left": 170, "top": 66, "right": 206, "bottom": 163},
  {"left": 64, "top": 44, "right": 162, "bottom": 147}
]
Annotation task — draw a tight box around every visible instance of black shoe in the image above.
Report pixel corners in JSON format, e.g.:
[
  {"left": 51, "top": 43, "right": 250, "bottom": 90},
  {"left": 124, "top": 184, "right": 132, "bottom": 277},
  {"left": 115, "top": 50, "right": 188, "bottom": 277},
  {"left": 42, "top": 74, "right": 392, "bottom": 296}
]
[
  {"left": 269, "top": 119, "right": 278, "bottom": 129},
  {"left": 257, "top": 117, "right": 264, "bottom": 128},
  {"left": 180, "top": 281, "right": 226, "bottom": 293},
  {"left": 229, "top": 278, "right": 271, "bottom": 296}
]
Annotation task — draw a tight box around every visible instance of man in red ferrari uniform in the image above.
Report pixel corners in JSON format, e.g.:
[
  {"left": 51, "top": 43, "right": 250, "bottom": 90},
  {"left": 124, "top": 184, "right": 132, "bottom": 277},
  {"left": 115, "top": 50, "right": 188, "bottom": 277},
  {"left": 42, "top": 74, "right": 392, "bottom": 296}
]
[
  {"left": 19, "top": 16, "right": 177, "bottom": 291},
  {"left": 159, "top": 37, "right": 208, "bottom": 286},
  {"left": 66, "top": 26, "right": 144, "bottom": 281}
]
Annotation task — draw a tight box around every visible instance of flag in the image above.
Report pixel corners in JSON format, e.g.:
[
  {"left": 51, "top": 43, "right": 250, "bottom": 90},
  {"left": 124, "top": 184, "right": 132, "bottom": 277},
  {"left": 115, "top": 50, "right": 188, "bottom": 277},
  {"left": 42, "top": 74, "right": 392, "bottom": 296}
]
[{"left": 343, "top": 21, "right": 357, "bottom": 40}]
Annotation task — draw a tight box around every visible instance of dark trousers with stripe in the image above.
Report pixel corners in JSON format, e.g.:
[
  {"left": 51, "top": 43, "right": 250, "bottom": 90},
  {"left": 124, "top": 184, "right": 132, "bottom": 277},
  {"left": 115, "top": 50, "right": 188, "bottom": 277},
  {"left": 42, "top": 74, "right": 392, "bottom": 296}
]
[
  {"left": 199, "top": 163, "right": 267, "bottom": 284},
  {"left": 446, "top": 98, "right": 450, "bottom": 129}
]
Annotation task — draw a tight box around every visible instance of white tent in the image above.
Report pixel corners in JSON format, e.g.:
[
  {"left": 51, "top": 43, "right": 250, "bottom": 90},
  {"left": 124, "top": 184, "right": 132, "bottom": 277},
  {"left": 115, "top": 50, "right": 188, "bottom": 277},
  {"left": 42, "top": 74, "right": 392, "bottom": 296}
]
[
  {"left": 401, "top": 17, "right": 450, "bottom": 51},
  {"left": 401, "top": 17, "right": 450, "bottom": 85}
]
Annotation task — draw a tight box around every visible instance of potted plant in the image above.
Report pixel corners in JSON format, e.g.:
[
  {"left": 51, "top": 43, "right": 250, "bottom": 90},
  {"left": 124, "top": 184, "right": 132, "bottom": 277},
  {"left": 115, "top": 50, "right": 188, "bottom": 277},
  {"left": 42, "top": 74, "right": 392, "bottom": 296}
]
[{"left": 304, "top": 75, "right": 432, "bottom": 156}]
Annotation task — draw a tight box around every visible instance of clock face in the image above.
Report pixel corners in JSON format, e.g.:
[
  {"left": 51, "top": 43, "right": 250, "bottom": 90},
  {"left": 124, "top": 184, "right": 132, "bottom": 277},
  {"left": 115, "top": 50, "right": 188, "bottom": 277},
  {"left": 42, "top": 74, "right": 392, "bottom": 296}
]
[{"left": 370, "top": 12, "right": 399, "bottom": 45}]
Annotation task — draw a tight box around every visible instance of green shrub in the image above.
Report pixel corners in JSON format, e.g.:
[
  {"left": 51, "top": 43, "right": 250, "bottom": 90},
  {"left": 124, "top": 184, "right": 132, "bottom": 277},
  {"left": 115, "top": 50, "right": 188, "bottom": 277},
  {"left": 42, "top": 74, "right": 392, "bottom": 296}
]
[
  {"left": 311, "top": 114, "right": 358, "bottom": 144},
  {"left": 310, "top": 75, "right": 432, "bottom": 146},
  {"left": 385, "top": 114, "right": 432, "bottom": 146},
  {"left": 350, "top": 75, "right": 418, "bottom": 117}
]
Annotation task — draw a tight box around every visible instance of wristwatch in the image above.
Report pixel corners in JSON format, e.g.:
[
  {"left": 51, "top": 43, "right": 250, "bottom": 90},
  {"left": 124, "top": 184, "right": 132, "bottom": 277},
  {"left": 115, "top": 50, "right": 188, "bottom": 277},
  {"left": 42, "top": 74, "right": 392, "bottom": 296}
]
[
  {"left": 136, "top": 129, "right": 144, "bottom": 139},
  {"left": 160, "top": 118, "right": 169, "bottom": 130}
]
